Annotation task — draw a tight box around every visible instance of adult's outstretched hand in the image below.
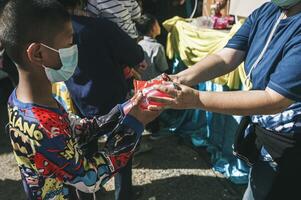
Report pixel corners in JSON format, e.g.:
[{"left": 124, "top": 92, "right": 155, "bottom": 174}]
[{"left": 147, "top": 82, "right": 200, "bottom": 111}]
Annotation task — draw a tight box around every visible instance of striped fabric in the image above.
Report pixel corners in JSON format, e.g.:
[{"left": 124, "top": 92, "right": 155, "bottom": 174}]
[{"left": 87, "top": 0, "right": 141, "bottom": 38}]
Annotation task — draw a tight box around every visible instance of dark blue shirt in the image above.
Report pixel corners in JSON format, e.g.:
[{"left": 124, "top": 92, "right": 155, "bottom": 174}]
[
  {"left": 66, "top": 16, "right": 144, "bottom": 117},
  {"left": 226, "top": 2, "right": 301, "bottom": 134}
]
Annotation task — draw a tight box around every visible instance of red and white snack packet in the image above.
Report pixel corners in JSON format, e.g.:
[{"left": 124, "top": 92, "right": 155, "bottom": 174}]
[{"left": 134, "top": 74, "right": 175, "bottom": 110}]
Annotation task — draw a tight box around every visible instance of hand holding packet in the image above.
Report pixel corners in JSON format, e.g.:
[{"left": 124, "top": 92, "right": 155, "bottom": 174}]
[{"left": 133, "top": 74, "right": 176, "bottom": 110}]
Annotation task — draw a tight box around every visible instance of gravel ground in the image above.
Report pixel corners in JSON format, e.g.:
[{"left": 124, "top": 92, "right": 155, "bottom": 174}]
[{"left": 0, "top": 104, "right": 246, "bottom": 200}]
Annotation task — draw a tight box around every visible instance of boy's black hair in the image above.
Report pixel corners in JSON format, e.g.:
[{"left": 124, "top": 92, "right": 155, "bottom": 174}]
[
  {"left": 0, "top": 0, "right": 70, "bottom": 65},
  {"left": 135, "top": 14, "right": 157, "bottom": 36}
]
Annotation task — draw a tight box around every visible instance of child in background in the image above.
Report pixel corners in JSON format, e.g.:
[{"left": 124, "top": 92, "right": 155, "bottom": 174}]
[
  {"left": 135, "top": 14, "right": 169, "bottom": 138},
  {"left": 0, "top": 0, "right": 158, "bottom": 199},
  {"left": 136, "top": 14, "right": 169, "bottom": 81}
]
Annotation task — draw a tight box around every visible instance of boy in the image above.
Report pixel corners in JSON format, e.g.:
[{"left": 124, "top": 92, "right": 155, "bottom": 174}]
[
  {"left": 136, "top": 14, "right": 169, "bottom": 81},
  {"left": 0, "top": 0, "right": 158, "bottom": 199}
]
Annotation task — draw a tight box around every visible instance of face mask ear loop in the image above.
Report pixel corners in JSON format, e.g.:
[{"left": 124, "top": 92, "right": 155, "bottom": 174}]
[
  {"left": 40, "top": 43, "right": 60, "bottom": 69},
  {"left": 40, "top": 43, "right": 59, "bottom": 53}
]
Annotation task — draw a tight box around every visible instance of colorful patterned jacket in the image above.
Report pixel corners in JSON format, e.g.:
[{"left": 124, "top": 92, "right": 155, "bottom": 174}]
[{"left": 7, "top": 89, "right": 143, "bottom": 199}]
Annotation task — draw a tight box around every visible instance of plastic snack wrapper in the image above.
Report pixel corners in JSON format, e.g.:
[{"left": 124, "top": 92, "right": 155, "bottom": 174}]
[
  {"left": 133, "top": 74, "right": 176, "bottom": 110},
  {"left": 123, "top": 74, "right": 173, "bottom": 114}
]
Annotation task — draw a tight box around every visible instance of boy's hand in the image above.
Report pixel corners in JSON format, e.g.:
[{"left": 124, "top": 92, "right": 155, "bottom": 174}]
[{"left": 127, "top": 91, "right": 161, "bottom": 126}]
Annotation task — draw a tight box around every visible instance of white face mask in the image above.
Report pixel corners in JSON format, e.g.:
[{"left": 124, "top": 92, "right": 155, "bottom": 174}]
[{"left": 41, "top": 43, "right": 78, "bottom": 83}]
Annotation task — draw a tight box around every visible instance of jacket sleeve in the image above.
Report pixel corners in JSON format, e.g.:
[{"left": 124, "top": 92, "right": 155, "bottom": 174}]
[
  {"left": 68, "top": 104, "right": 125, "bottom": 146},
  {"left": 34, "top": 105, "right": 144, "bottom": 193}
]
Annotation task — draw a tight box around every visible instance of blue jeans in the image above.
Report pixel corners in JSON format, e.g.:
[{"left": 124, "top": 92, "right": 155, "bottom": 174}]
[{"left": 243, "top": 160, "right": 277, "bottom": 200}]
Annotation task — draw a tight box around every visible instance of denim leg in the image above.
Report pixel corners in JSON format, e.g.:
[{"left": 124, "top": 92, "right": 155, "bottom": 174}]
[
  {"left": 114, "top": 158, "right": 133, "bottom": 200},
  {"left": 243, "top": 160, "right": 277, "bottom": 200}
]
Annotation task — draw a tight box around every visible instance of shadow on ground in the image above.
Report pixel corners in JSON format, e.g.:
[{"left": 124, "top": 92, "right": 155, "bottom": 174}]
[
  {"left": 0, "top": 175, "right": 244, "bottom": 200},
  {"left": 0, "top": 179, "right": 25, "bottom": 200},
  {"left": 0, "top": 134, "right": 246, "bottom": 200},
  {"left": 135, "top": 136, "right": 211, "bottom": 170},
  {"left": 100, "top": 175, "right": 243, "bottom": 200}
]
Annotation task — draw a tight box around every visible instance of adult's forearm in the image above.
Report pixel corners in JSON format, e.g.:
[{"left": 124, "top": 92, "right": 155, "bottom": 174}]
[
  {"left": 176, "top": 54, "right": 230, "bottom": 86},
  {"left": 196, "top": 89, "right": 293, "bottom": 116},
  {"left": 176, "top": 48, "right": 245, "bottom": 86}
]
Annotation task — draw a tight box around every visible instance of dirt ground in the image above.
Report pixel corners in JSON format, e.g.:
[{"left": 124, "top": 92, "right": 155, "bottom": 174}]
[{"left": 0, "top": 103, "right": 246, "bottom": 200}]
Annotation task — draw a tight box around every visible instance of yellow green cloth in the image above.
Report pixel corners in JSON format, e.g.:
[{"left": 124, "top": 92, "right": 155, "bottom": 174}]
[{"left": 163, "top": 16, "right": 250, "bottom": 90}]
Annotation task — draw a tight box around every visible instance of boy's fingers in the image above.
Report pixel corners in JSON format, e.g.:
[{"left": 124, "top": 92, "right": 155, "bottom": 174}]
[
  {"left": 148, "top": 105, "right": 164, "bottom": 111},
  {"left": 131, "top": 91, "right": 143, "bottom": 106},
  {"left": 148, "top": 105, "right": 172, "bottom": 111},
  {"left": 136, "top": 91, "right": 143, "bottom": 100},
  {"left": 145, "top": 109, "right": 161, "bottom": 114},
  {"left": 147, "top": 96, "right": 175, "bottom": 105}
]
